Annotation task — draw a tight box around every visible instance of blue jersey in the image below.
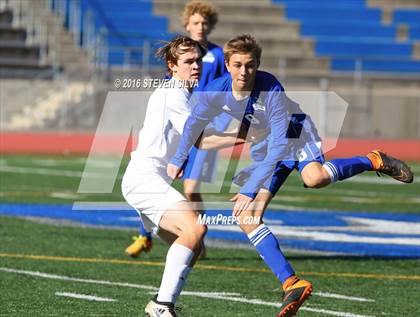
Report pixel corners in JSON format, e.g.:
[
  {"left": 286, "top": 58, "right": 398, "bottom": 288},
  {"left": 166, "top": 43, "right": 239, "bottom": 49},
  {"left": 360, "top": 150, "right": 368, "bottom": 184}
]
[
  {"left": 196, "top": 42, "right": 226, "bottom": 92},
  {"left": 171, "top": 70, "right": 321, "bottom": 198},
  {"left": 182, "top": 41, "right": 230, "bottom": 182}
]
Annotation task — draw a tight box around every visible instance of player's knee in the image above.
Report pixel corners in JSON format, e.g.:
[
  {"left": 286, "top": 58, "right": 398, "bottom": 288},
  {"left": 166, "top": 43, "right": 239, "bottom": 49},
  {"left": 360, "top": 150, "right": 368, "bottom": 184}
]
[
  {"left": 191, "top": 223, "right": 207, "bottom": 240},
  {"left": 302, "top": 172, "right": 326, "bottom": 188},
  {"left": 184, "top": 192, "right": 202, "bottom": 202}
]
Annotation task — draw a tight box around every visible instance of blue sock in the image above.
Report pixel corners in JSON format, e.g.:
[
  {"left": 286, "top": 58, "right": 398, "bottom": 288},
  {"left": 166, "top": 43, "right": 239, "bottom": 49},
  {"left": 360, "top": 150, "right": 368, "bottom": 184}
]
[
  {"left": 248, "top": 224, "right": 295, "bottom": 284},
  {"left": 323, "top": 156, "right": 373, "bottom": 182},
  {"left": 138, "top": 222, "right": 152, "bottom": 239}
]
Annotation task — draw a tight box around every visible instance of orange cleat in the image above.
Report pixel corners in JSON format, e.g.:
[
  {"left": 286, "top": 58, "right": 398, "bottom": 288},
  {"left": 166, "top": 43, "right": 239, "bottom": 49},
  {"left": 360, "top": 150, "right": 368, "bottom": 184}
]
[
  {"left": 367, "top": 150, "right": 413, "bottom": 183},
  {"left": 278, "top": 279, "right": 313, "bottom": 317}
]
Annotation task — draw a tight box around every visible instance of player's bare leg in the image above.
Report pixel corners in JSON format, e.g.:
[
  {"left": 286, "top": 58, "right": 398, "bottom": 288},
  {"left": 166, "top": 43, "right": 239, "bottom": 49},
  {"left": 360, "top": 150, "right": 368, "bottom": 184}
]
[
  {"left": 183, "top": 178, "right": 207, "bottom": 259},
  {"left": 300, "top": 161, "right": 331, "bottom": 188},
  {"left": 145, "top": 201, "right": 206, "bottom": 317}
]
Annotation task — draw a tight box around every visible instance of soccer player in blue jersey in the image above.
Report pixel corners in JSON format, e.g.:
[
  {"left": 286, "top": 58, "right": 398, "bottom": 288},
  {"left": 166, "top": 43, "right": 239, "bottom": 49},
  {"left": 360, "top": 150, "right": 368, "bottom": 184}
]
[
  {"left": 181, "top": 0, "right": 230, "bottom": 205},
  {"left": 167, "top": 35, "right": 413, "bottom": 317},
  {"left": 125, "top": 1, "right": 231, "bottom": 258}
]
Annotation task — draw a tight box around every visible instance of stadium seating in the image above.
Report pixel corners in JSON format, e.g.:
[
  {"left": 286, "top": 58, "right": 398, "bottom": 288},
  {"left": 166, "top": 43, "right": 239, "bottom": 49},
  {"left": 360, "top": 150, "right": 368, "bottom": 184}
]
[
  {"left": 50, "top": 0, "right": 174, "bottom": 68},
  {"left": 272, "top": 0, "right": 420, "bottom": 75},
  {"left": 393, "top": 8, "right": 420, "bottom": 40},
  {"left": 0, "top": 8, "right": 53, "bottom": 78}
]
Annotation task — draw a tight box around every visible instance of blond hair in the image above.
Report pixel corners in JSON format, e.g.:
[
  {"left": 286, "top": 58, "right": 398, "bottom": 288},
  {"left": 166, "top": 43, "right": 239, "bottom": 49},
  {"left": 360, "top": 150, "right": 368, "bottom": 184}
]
[
  {"left": 182, "top": 1, "right": 218, "bottom": 31},
  {"left": 224, "top": 35, "right": 262, "bottom": 66},
  {"left": 155, "top": 36, "right": 206, "bottom": 75}
]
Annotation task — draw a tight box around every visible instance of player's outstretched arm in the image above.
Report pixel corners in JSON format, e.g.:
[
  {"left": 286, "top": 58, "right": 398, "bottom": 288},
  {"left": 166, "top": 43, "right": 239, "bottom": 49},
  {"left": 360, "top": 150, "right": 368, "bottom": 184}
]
[
  {"left": 167, "top": 163, "right": 184, "bottom": 179},
  {"left": 198, "top": 127, "right": 267, "bottom": 150}
]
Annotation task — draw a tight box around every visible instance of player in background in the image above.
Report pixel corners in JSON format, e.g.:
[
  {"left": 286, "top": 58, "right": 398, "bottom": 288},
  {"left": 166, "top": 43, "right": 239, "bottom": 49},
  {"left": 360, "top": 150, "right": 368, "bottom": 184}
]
[
  {"left": 125, "top": 1, "right": 231, "bottom": 258},
  {"left": 167, "top": 35, "right": 414, "bottom": 317},
  {"left": 122, "top": 36, "right": 261, "bottom": 317}
]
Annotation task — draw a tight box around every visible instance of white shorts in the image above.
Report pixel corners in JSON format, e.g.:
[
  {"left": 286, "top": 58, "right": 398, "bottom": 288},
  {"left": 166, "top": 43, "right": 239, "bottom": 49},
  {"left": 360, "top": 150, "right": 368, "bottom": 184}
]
[{"left": 121, "top": 162, "right": 186, "bottom": 233}]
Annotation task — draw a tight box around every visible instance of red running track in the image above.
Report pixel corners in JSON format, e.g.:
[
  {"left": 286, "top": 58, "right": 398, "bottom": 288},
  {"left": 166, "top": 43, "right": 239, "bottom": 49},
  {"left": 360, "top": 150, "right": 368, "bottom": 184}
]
[{"left": 0, "top": 132, "right": 419, "bottom": 161}]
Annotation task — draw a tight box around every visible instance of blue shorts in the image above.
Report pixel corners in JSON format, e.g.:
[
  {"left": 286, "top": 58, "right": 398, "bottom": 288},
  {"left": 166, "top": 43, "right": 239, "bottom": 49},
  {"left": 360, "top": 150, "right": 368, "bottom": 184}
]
[
  {"left": 267, "top": 142, "right": 325, "bottom": 195},
  {"left": 233, "top": 142, "right": 325, "bottom": 196},
  {"left": 183, "top": 112, "right": 232, "bottom": 182},
  {"left": 182, "top": 146, "right": 217, "bottom": 182}
]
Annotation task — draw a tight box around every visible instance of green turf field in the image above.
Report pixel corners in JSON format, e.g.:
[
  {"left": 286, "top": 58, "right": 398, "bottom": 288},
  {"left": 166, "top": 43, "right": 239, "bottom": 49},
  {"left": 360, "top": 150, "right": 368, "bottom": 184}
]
[
  {"left": 1, "top": 154, "right": 419, "bottom": 212},
  {"left": 1, "top": 154, "right": 420, "bottom": 316},
  {"left": 1, "top": 216, "right": 420, "bottom": 317}
]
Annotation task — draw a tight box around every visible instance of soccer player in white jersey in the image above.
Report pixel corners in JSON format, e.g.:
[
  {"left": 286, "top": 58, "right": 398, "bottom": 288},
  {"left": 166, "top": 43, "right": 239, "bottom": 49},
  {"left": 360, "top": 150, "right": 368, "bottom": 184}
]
[
  {"left": 125, "top": 0, "right": 231, "bottom": 258},
  {"left": 121, "top": 36, "right": 257, "bottom": 317}
]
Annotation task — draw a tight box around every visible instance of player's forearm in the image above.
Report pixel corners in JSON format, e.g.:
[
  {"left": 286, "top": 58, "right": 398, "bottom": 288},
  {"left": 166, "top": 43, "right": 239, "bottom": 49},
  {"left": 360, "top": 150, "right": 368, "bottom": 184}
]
[
  {"left": 171, "top": 116, "right": 209, "bottom": 167},
  {"left": 199, "top": 133, "right": 245, "bottom": 150}
]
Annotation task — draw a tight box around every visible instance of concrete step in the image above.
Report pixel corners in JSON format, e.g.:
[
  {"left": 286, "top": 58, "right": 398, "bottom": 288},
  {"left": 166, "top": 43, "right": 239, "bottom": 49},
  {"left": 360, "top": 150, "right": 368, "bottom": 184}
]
[
  {"left": 0, "top": 42, "right": 39, "bottom": 59},
  {"left": 212, "top": 20, "right": 300, "bottom": 39},
  {"left": 0, "top": 9, "right": 12, "bottom": 25},
  {"left": 260, "top": 55, "right": 330, "bottom": 72},
  {"left": 367, "top": 0, "right": 420, "bottom": 9},
  {"left": 0, "top": 66, "right": 53, "bottom": 79},
  {"left": 413, "top": 42, "right": 420, "bottom": 59},
  {"left": 0, "top": 25, "right": 26, "bottom": 41},
  {"left": 210, "top": 34, "right": 316, "bottom": 57},
  {"left": 153, "top": 1, "right": 286, "bottom": 22}
]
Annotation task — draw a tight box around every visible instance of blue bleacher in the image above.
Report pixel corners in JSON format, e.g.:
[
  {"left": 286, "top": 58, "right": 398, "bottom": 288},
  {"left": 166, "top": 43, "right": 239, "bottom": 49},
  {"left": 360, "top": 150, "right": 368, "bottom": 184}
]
[
  {"left": 300, "top": 23, "right": 397, "bottom": 39},
  {"left": 273, "top": 0, "right": 420, "bottom": 75},
  {"left": 394, "top": 9, "right": 420, "bottom": 26},
  {"left": 332, "top": 59, "right": 420, "bottom": 74},
  {"left": 52, "top": 0, "right": 174, "bottom": 68},
  {"left": 393, "top": 9, "right": 420, "bottom": 41},
  {"left": 316, "top": 40, "right": 413, "bottom": 58},
  {"left": 409, "top": 26, "right": 420, "bottom": 40}
]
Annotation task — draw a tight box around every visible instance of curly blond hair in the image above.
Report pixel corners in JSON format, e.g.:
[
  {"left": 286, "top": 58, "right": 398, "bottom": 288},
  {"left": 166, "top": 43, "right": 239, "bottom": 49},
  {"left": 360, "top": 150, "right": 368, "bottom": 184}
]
[{"left": 182, "top": 1, "right": 218, "bottom": 31}]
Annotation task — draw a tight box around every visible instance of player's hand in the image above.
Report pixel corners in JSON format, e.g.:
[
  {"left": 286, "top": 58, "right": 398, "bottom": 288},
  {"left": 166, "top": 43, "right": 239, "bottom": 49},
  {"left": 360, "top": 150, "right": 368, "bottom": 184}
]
[
  {"left": 167, "top": 163, "right": 183, "bottom": 179},
  {"left": 246, "top": 127, "right": 267, "bottom": 144},
  {"left": 230, "top": 193, "right": 254, "bottom": 217}
]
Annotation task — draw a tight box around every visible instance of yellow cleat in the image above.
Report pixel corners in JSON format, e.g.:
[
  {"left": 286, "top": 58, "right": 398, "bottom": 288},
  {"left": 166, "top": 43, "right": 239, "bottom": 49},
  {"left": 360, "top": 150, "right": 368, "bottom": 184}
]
[{"left": 125, "top": 235, "right": 153, "bottom": 257}]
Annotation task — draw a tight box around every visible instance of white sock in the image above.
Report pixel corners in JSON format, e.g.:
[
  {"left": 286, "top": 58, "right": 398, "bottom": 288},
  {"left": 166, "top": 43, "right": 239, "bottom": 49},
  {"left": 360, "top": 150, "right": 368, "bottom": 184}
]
[
  {"left": 157, "top": 243, "right": 194, "bottom": 304},
  {"left": 173, "top": 266, "right": 192, "bottom": 299},
  {"left": 322, "top": 162, "right": 338, "bottom": 183}
]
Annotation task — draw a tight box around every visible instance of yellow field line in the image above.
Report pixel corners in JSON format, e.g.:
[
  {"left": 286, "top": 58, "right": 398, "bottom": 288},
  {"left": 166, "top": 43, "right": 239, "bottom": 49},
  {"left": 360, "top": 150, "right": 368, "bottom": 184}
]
[{"left": 1, "top": 253, "right": 419, "bottom": 281}]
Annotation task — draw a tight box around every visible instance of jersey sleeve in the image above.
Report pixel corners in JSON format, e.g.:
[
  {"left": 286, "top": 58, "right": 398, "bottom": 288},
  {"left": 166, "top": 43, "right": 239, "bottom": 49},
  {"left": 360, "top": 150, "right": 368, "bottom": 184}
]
[
  {"left": 217, "top": 49, "right": 228, "bottom": 78},
  {"left": 239, "top": 91, "right": 289, "bottom": 199},
  {"left": 166, "top": 95, "right": 192, "bottom": 135},
  {"left": 170, "top": 91, "right": 222, "bottom": 167}
]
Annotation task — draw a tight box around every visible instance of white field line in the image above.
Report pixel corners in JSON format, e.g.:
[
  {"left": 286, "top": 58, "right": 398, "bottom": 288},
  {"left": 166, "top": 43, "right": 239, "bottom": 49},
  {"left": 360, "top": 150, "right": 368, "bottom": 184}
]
[
  {"left": 0, "top": 166, "right": 97, "bottom": 178},
  {"left": 55, "top": 291, "right": 116, "bottom": 302},
  {"left": 276, "top": 194, "right": 420, "bottom": 205},
  {"left": 0, "top": 165, "right": 123, "bottom": 180},
  {"left": 283, "top": 184, "right": 419, "bottom": 199},
  {"left": 49, "top": 192, "right": 85, "bottom": 200},
  {"left": 339, "top": 175, "right": 419, "bottom": 185},
  {"left": 2, "top": 157, "right": 117, "bottom": 168},
  {"left": 0, "top": 267, "right": 375, "bottom": 317},
  {"left": 211, "top": 226, "right": 420, "bottom": 246},
  {"left": 313, "top": 292, "right": 374, "bottom": 302}
]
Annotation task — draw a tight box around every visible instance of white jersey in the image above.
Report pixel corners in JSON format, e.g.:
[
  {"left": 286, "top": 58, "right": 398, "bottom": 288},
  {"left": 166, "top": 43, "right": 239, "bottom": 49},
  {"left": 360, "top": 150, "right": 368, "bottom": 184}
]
[{"left": 130, "top": 78, "right": 192, "bottom": 171}]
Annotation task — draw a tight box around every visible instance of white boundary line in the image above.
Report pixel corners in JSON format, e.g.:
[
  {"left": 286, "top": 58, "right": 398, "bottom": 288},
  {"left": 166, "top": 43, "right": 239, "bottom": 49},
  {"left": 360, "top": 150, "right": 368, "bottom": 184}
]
[
  {"left": 55, "top": 291, "right": 116, "bottom": 302},
  {"left": 0, "top": 267, "right": 376, "bottom": 317},
  {"left": 314, "top": 292, "right": 375, "bottom": 303}
]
